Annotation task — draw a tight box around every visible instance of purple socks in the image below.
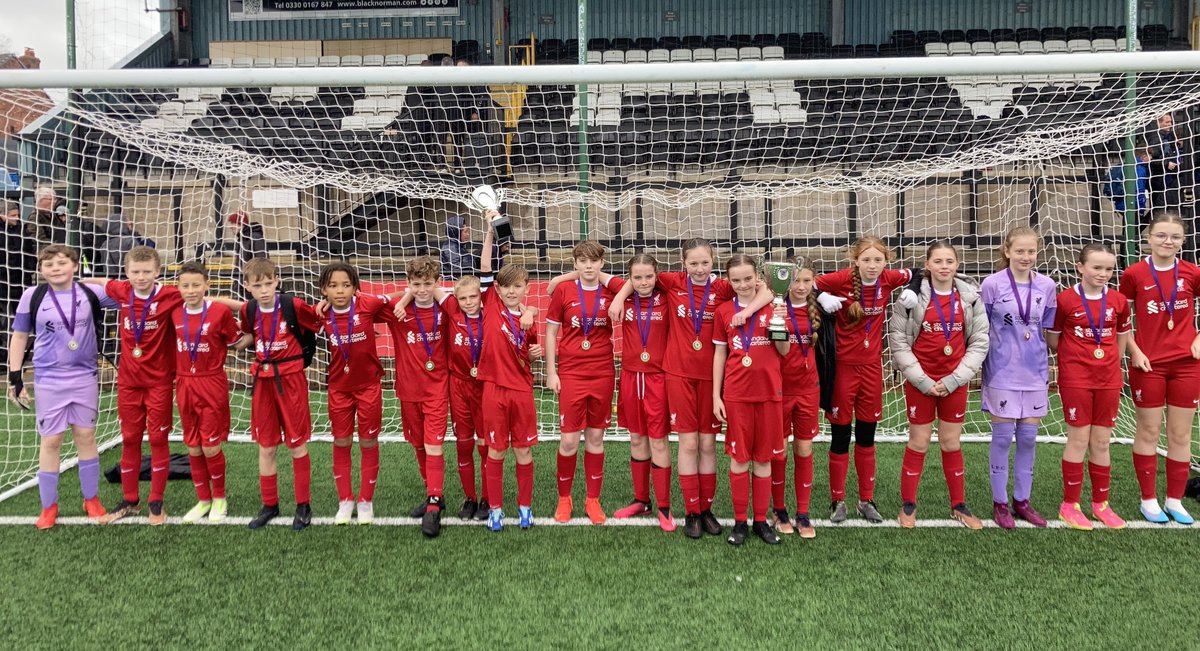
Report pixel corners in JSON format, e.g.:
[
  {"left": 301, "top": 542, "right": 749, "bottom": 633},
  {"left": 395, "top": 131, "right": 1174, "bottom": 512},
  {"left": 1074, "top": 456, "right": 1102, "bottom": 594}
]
[
  {"left": 37, "top": 471, "right": 59, "bottom": 509},
  {"left": 988, "top": 421, "right": 1016, "bottom": 503},
  {"left": 1013, "top": 422, "right": 1039, "bottom": 502},
  {"left": 78, "top": 457, "right": 100, "bottom": 501}
]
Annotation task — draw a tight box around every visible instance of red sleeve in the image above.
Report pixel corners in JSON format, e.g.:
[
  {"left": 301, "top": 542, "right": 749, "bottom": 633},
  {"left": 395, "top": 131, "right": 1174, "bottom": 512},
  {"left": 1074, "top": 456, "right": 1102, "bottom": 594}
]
[
  {"left": 219, "top": 305, "right": 241, "bottom": 343},
  {"left": 1118, "top": 267, "right": 1137, "bottom": 300},
  {"left": 239, "top": 303, "right": 253, "bottom": 334},
  {"left": 606, "top": 276, "right": 626, "bottom": 292},
  {"left": 440, "top": 294, "right": 461, "bottom": 318},
  {"left": 106, "top": 279, "right": 130, "bottom": 303},
  {"left": 881, "top": 268, "right": 913, "bottom": 291},
  {"left": 657, "top": 271, "right": 683, "bottom": 291},
  {"left": 712, "top": 278, "right": 735, "bottom": 303},
  {"left": 526, "top": 323, "right": 539, "bottom": 346},
  {"left": 1117, "top": 298, "right": 1132, "bottom": 333},
  {"left": 546, "top": 284, "right": 565, "bottom": 324},
  {"left": 816, "top": 268, "right": 852, "bottom": 296},
  {"left": 712, "top": 303, "right": 730, "bottom": 344},
  {"left": 366, "top": 293, "right": 400, "bottom": 325},
  {"left": 293, "top": 297, "right": 321, "bottom": 332},
  {"left": 158, "top": 285, "right": 184, "bottom": 312}
]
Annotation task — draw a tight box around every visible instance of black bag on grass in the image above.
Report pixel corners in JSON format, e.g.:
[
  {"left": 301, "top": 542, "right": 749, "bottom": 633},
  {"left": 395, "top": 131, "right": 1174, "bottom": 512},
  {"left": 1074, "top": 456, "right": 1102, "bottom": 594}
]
[{"left": 104, "top": 453, "right": 193, "bottom": 483}]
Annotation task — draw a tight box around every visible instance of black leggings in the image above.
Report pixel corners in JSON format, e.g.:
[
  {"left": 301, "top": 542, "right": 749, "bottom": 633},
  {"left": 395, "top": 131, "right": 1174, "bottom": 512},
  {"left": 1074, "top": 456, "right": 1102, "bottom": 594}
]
[{"left": 829, "top": 420, "right": 878, "bottom": 454}]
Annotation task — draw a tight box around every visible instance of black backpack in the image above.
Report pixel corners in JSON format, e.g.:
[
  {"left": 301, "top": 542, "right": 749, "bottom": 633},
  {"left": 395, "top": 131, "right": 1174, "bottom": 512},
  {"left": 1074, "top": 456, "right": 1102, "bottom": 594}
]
[
  {"left": 243, "top": 293, "right": 317, "bottom": 367},
  {"left": 27, "top": 282, "right": 115, "bottom": 367}
]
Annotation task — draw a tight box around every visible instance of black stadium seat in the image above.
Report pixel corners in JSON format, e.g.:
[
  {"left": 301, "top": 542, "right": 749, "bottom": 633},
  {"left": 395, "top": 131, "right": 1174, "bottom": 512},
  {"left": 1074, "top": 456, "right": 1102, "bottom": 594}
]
[
  {"left": 728, "top": 34, "right": 752, "bottom": 48},
  {"left": 990, "top": 28, "right": 1016, "bottom": 42},
  {"left": 1092, "top": 26, "right": 1118, "bottom": 40},
  {"left": 657, "top": 36, "right": 681, "bottom": 50},
  {"left": 831, "top": 44, "right": 854, "bottom": 58},
  {"left": 1014, "top": 27, "right": 1040, "bottom": 41},
  {"left": 965, "top": 29, "right": 991, "bottom": 43},
  {"left": 681, "top": 35, "right": 705, "bottom": 49},
  {"left": 587, "top": 37, "right": 610, "bottom": 51},
  {"left": 891, "top": 30, "right": 917, "bottom": 46},
  {"left": 706, "top": 34, "right": 729, "bottom": 48},
  {"left": 941, "top": 29, "right": 966, "bottom": 43},
  {"left": 1040, "top": 26, "right": 1067, "bottom": 41},
  {"left": 916, "top": 30, "right": 941, "bottom": 45},
  {"left": 1065, "top": 26, "right": 1092, "bottom": 40},
  {"left": 610, "top": 37, "right": 635, "bottom": 51},
  {"left": 855, "top": 44, "right": 878, "bottom": 58},
  {"left": 752, "top": 33, "right": 777, "bottom": 47},
  {"left": 634, "top": 37, "right": 657, "bottom": 51}
]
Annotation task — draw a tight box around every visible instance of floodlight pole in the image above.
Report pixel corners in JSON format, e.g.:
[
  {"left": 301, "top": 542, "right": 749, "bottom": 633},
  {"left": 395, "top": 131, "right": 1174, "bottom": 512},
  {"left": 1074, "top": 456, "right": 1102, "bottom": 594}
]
[
  {"left": 576, "top": 0, "right": 590, "bottom": 240},
  {"left": 1122, "top": 0, "right": 1140, "bottom": 267}
]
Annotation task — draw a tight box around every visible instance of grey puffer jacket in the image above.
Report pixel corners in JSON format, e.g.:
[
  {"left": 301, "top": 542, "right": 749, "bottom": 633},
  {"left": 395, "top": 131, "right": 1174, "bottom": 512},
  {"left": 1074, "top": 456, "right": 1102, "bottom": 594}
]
[{"left": 888, "top": 275, "right": 989, "bottom": 395}]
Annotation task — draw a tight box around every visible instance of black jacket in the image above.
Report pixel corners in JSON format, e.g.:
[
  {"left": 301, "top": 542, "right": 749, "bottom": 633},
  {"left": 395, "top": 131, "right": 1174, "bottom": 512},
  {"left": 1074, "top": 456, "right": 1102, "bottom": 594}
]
[{"left": 814, "top": 306, "right": 838, "bottom": 414}]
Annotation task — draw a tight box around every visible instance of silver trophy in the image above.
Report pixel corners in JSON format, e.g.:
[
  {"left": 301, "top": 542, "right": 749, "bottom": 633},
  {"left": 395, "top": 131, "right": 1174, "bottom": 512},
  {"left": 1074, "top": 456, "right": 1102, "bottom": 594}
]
[
  {"left": 762, "top": 261, "right": 795, "bottom": 342},
  {"left": 467, "top": 185, "right": 512, "bottom": 244}
]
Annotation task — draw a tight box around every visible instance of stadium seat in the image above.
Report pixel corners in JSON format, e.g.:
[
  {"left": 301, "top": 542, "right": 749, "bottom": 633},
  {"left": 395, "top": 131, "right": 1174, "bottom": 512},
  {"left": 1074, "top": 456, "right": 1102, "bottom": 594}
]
[
  {"left": 854, "top": 44, "right": 878, "bottom": 58},
  {"left": 681, "top": 35, "right": 705, "bottom": 49},
  {"left": 692, "top": 48, "right": 715, "bottom": 62},
  {"left": 634, "top": 37, "right": 657, "bottom": 51},
  {"left": 831, "top": 45, "right": 854, "bottom": 58},
  {"left": 948, "top": 42, "right": 972, "bottom": 56},
  {"left": 159, "top": 101, "right": 184, "bottom": 116},
  {"left": 729, "top": 34, "right": 752, "bottom": 48},
  {"left": 353, "top": 98, "right": 380, "bottom": 115},
  {"left": 752, "top": 107, "right": 781, "bottom": 124},
  {"left": 611, "top": 37, "right": 635, "bottom": 51},
  {"left": 1015, "top": 28, "right": 1041, "bottom": 41},
  {"left": 972, "top": 42, "right": 996, "bottom": 55},
  {"left": 965, "top": 29, "right": 991, "bottom": 43},
  {"left": 1066, "top": 26, "right": 1092, "bottom": 40},
  {"left": 1091, "top": 39, "right": 1118, "bottom": 52},
  {"left": 941, "top": 29, "right": 966, "bottom": 43},
  {"left": 990, "top": 28, "right": 1016, "bottom": 42},
  {"left": 1066, "top": 39, "right": 1091, "bottom": 53},
  {"left": 706, "top": 35, "right": 730, "bottom": 49},
  {"left": 587, "top": 38, "right": 611, "bottom": 51},
  {"left": 232, "top": 57, "right": 254, "bottom": 68},
  {"left": 602, "top": 50, "right": 624, "bottom": 64},
  {"left": 657, "top": 36, "right": 682, "bottom": 50},
  {"left": 762, "top": 46, "right": 785, "bottom": 60},
  {"left": 669, "top": 49, "right": 692, "bottom": 62},
  {"left": 340, "top": 55, "right": 362, "bottom": 67},
  {"left": 1019, "top": 40, "right": 1044, "bottom": 54},
  {"left": 915, "top": 30, "right": 941, "bottom": 45},
  {"left": 995, "top": 41, "right": 1020, "bottom": 55},
  {"left": 625, "top": 50, "right": 648, "bottom": 63},
  {"left": 891, "top": 30, "right": 917, "bottom": 46},
  {"left": 297, "top": 56, "right": 319, "bottom": 67},
  {"left": 925, "top": 42, "right": 949, "bottom": 56},
  {"left": 586, "top": 50, "right": 602, "bottom": 64},
  {"left": 407, "top": 53, "right": 428, "bottom": 65},
  {"left": 270, "top": 87, "right": 295, "bottom": 103},
  {"left": 753, "top": 33, "right": 777, "bottom": 47},
  {"left": 209, "top": 57, "right": 231, "bottom": 68},
  {"left": 648, "top": 49, "right": 670, "bottom": 62},
  {"left": 1041, "top": 27, "right": 1068, "bottom": 41},
  {"left": 739, "top": 47, "right": 762, "bottom": 60},
  {"left": 1116, "top": 38, "right": 1139, "bottom": 51},
  {"left": 1042, "top": 40, "right": 1068, "bottom": 54},
  {"left": 318, "top": 56, "right": 340, "bottom": 67},
  {"left": 362, "top": 55, "right": 384, "bottom": 66},
  {"left": 715, "top": 48, "right": 739, "bottom": 61}
]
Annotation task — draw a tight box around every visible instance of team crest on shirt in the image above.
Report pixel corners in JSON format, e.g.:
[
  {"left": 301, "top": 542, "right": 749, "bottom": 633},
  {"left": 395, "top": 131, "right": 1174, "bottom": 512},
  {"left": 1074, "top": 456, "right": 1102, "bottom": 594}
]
[
  {"left": 758, "top": 315, "right": 768, "bottom": 328},
  {"left": 1178, "top": 279, "right": 1186, "bottom": 290}
]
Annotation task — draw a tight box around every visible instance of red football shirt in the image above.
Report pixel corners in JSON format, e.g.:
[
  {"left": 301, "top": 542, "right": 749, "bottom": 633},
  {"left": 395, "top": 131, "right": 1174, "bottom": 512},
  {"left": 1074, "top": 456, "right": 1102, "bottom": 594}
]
[
  {"left": 441, "top": 294, "right": 487, "bottom": 381},
  {"left": 712, "top": 300, "right": 783, "bottom": 402},
  {"left": 1052, "top": 286, "right": 1131, "bottom": 389},
  {"left": 911, "top": 289, "right": 966, "bottom": 380},
  {"left": 546, "top": 276, "right": 624, "bottom": 379},
  {"left": 1118, "top": 257, "right": 1200, "bottom": 365},
  {"left": 171, "top": 300, "right": 240, "bottom": 378},
  {"left": 322, "top": 293, "right": 395, "bottom": 392},
  {"left": 106, "top": 280, "right": 184, "bottom": 387},
  {"left": 386, "top": 300, "right": 450, "bottom": 402},
  {"left": 476, "top": 286, "right": 539, "bottom": 392},
  {"left": 657, "top": 271, "right": 735, "bottom": 380},
  {"left": 817, "top": 267, "right": 913, "bottom": 365},
  {"left": 619, "top": 290, "right": 670, "bottom": 374},
  {"left": 239, "top": 295, "right": 320, "bottom": 378},
  {"left": 781, "top": 298, "right": 818, "bottom": 395}
]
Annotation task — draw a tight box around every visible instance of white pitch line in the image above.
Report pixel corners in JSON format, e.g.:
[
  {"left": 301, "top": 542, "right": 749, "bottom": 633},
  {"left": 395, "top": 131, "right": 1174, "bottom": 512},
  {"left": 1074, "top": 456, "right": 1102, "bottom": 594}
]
[{"left": 0, "top": 515, "right": 1193, "bottom": 531}]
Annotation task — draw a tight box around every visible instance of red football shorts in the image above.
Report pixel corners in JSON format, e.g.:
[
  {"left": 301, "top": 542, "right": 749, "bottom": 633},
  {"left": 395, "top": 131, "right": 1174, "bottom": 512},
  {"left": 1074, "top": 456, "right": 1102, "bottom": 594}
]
[
  {"left": 329, "top": 382, "right": 383, "bottom": 441},
  {"left": 666, "top": 374, "right": 722, "bottom": 435},
  {"left": 482, "top": 382, "right": 538, "bottom": 452},
  {"left": 401, "top": 398, "right": 449, "bottom": 447},
  {"left": 118, "top": 382, "right": 174, "bottom": 444},
  {"left": 450, "top": 375, "right": 485, "bottom": 441},
  {"left": 783, "top": 391, "right": 820, "bottom": 442},
  {"left": 618, "top": 370, "right": 669, "bottom": 440},
  {"left": 1129, "top": 357, "right": 1200, "bottom": 409},
  {"left": 723, "top": 399, "right": 784, "bottom": 465},
  {"left": 251, "top": 371, "right": 312, "bottom": 449},
  {"left": 558, "top": 372, "right": 615, "bottom": 432},
  {"left": 902, "top": 384, "right": 969, "bottom": 425},
  {"left": 177, "top": 374, "right": 231, "bottom": 448},
  {"left": 1060, "top": 386, "right": 1122, "bottom": 428},
  {"left": 826, "top": 362, "right": 884, "bottom": 425}
]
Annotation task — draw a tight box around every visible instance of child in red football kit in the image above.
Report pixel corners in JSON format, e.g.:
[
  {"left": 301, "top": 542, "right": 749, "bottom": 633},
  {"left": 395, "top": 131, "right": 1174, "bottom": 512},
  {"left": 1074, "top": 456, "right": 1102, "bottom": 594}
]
[
  {"left": 712, "top": 254, "right": 791, "bottom": 546},
  {"left": 1047, "top": 243, "right": 1131, "bottom": 530},
  {"left": 174, "top": 262, "right": 247, "bottom": 524},
  {"left": 318, "top": 261, "right": 397, "bottom": 527},
  {"left": 772, "top": 259, "right": 825, "bottom": 539},
  {"left": 385, "top": 256, "right": 453, "bottom": 538},
  {"left": 814, "top": 236, "right": 915, "bottom": 524},
  {"left": 889, "top": 240, "right": 989, "bottom": 530},
  {"left": 86, "top": 246, "right": 183, "bottom": 525},
  {"left": 544, "top": 240, "right": 624, "bottom": 524},
  {"left": 476, "top": 217, "right": 543, "bottom": 531},
  {"left": 608, "top": 238, "right": 771, "bottom": 540},
  {"left": 234, "top": 258, "right": 321, "bottom": 531}
]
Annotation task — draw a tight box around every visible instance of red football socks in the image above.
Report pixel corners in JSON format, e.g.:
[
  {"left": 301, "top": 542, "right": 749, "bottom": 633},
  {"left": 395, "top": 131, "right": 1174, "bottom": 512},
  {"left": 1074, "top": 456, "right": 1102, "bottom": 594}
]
[
  {"left": 413, "top": 445, "right": 428, "bottom": 486},
  {"left": 556, "top": 452, "right": 577, "bottom": 497},
  {"left": 751, "top": 473, "right": 771, "bottom": 523},
  {"left": 188, "top": 453, "right": 211, "bottom": 502},
  {"left": 359, "top": 445, "right": 380, "bottom": 502},
  {"left": 941, "top": 448, "right": 965, "bottom": 506},
  {"left": 120, "top": 437, "right": 141, "bottom": 503},
  {"left": 793, "top": 453, "right": 813, "bottom": 514},
  {"left": 332, "top": 444, "right": 353, "bottom": 502},
  {"left": 1132, "top": 453, "right": 1158, "bottom": 500},
  {"left": 679, "top": 473, "right": 700, "bottom": 514},
  {"left": 699, "top": 472, "right": 717, "bottom": 511},
  {"left": 854, "top": 445, "right": 876, "bottom": 502},
  {"left": 260, "top": 473, "right": 279, "bottom": 507},
  {"left": 651, "top": 463, "right": 672, "bottom": 509},
  {"left": 516, "top": 460, "right": 534, "bottom": 508},
  {"left": 456, "top": 439, "right": 477, "bottom": 501},
  {"left": 584, "top": 451, "right": 605, "bottom": 500},
  {"left": 1165, "top": 458, "right": 1189, "bottom": 500},
  {"left": 770, "top": 457, "right": 787, "bottom": 511},
  {"left": 828, "top": 451, "right": 849, "bottom": 501},
  {"left": 205, "top": 450, "right": 227, "bottom": 499},
  {"left": 293, "top": 453, "right": 311, "bottom": 504},
  {"left": 426, "top": 453, "right": 445, "bottom": 500},
  {"left": 900, "top": 447, "right": 926, "bottom": 504},
  {"left": 630, "top": 457, "right": 651, "bottom": 503},
  {"left": 1062, "top": 459, "right": 1085, "bottom": 504},
  {"left": 729, "top": 470, "right": 750, "bottom": 521},
  {"left": 1088, "top": 461, "right": 1111, "bottom": 504},
  {"left": 485, "top": 456, "right": 504, "bottom": 509}
]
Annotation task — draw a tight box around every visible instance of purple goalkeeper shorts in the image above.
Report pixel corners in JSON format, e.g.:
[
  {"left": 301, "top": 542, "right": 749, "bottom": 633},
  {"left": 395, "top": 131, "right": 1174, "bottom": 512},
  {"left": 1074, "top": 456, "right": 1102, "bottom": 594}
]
[
  {"left": 33, "top": 377, "right": 99, "bottom": 437},
  {"left": 980, "top": 385, "right": 1049, "bottom": 420}
]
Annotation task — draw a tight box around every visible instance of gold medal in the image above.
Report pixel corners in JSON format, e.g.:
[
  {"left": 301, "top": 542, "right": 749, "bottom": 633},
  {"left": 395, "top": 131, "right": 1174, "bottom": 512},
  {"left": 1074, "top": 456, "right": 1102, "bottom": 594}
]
[
  {"left": 470, "top": 366, "right": 478, "bottom": 378},
  {"left": 424, "top": 360, "right": 436, "bottom": 372},
  {"left": 692, "top": 339, "right": 703, "bottom": 351},
  {"left": 640, "top": 350, "right": 650, "bottom": 363},
  {"left": 943, "top": 345, "right": 953, "bottom": 356},
  {"left": 262, "top": 362, "right": 272, "bottom": 373},
  {"left": 131, "top": 347, "right": 143, "bottom": 359},
  {"left": 741, "top": 355, "right": 753, "bottom": 368},
  {"left": 1168, "top": 319, "right": 1175, "bottom": 330},
  {"left": 581, "top": 339, "right": 592, "bottom": 351},
  {"left": 1094, "top": 348, "right": 1105, "bottom": 359},
  {"left": 1024, "top": 330, "right": 1031, "bottom": 341},
  {"left": 67, "top": 340, "right": 79, "bottom": 351}
]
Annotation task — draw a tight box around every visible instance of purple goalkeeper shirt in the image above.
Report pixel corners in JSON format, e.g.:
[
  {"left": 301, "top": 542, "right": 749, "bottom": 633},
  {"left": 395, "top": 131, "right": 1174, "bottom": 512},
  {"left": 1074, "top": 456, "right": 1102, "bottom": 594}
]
[
  {"left": 979, "top": 270, "right": 1058, "bottom": 390},
  {"left": 12, "top": 283, "right": 117, "bottom": 381}
]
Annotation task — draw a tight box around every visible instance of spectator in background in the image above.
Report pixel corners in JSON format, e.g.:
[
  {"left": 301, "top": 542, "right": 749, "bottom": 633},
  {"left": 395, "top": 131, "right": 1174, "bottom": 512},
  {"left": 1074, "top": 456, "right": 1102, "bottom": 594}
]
[
  {"left": 99, "top": 212, "right": 141, "bottom": 277},
  {"left": 1104, "top": 148, "right": 1151, "bottom": 223},
  {"left": 29, "top": 186, "right": 67, "bottom": 246},
  {"left": 1, "top": 200, "right": 37, "bottom": 359},
  {"left": 441, "top": 215, "right": 479, "bottom": 279},
  {"left": 229, "top": 211, "right": 267, "bottom": 264},
  {"left": 1147, "top": 113, "right": 1183, "bottom": 210}
]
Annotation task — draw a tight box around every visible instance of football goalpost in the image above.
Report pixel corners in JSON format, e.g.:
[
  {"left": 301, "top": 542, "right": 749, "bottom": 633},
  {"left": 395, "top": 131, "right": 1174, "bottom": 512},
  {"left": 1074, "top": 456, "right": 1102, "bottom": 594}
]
[{"left": 1, "top": 51, "right": 1199, "bottom": 499}]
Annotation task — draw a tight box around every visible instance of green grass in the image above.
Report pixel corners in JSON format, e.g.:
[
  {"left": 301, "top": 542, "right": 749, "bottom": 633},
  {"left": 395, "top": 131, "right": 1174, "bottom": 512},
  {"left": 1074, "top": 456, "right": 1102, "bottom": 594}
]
[{"left": 0, "top": 440, "right": 1196, "bottom": 649}]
